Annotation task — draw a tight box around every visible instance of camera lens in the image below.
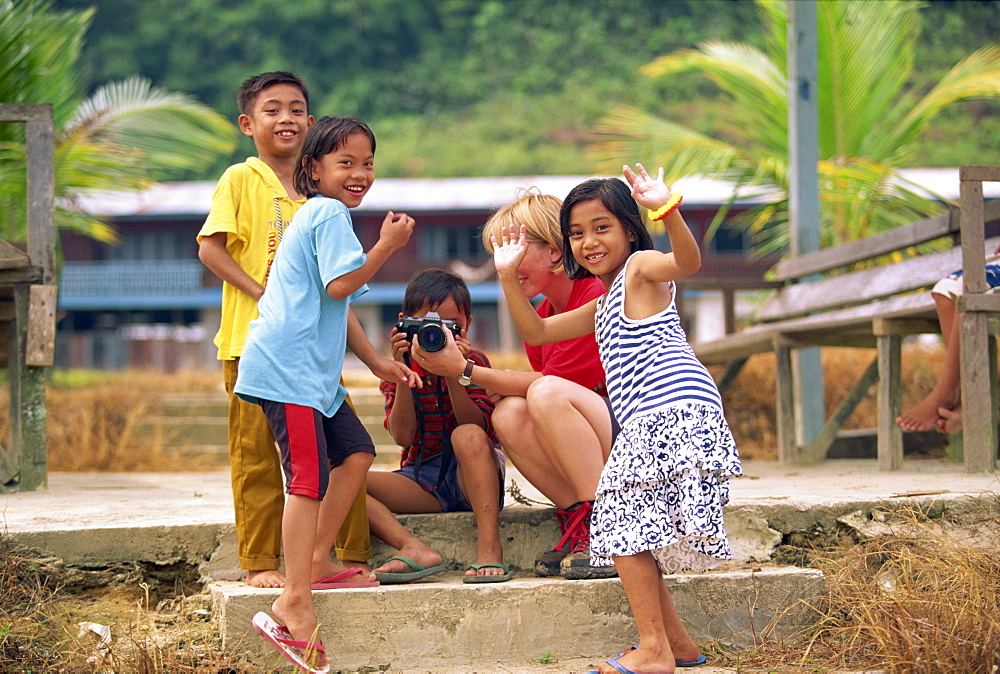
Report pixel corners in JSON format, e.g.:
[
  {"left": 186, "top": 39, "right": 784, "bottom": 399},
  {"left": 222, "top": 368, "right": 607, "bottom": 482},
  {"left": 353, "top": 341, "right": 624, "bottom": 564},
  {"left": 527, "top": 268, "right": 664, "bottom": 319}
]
[{"left": 417, "top": 323, "right": 447, "bottom": 352}]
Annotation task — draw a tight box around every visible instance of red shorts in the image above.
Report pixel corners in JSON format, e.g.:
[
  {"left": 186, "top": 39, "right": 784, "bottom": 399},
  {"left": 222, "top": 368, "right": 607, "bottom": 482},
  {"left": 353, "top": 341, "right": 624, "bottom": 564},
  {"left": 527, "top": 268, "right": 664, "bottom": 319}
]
[{"left": 259, "top": 400, "right": 375, "bottom": 500}]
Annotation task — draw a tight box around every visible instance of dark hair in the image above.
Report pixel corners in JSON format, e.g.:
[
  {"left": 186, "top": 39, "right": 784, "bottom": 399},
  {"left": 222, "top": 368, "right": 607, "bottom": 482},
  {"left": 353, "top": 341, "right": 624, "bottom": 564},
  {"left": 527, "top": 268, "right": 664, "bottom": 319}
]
[
  {"left": 402, "top": 269, "right": 472, "bottom": 319},
  {"left": 559, "top": 178, "right": 655, "bottom": 280},
  {"left": 237, "top": 71, "right": 309, "bottom": 116},
  {"left": 293, "top": 116, "right": 377, "bottom": 198}
]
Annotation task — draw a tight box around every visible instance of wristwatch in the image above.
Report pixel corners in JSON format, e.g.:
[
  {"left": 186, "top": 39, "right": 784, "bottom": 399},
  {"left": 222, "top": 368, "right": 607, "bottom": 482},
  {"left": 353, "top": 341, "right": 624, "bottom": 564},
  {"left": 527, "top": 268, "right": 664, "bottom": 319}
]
[{"left": 457, "top": 359, "right": 475, "bottom": 386}]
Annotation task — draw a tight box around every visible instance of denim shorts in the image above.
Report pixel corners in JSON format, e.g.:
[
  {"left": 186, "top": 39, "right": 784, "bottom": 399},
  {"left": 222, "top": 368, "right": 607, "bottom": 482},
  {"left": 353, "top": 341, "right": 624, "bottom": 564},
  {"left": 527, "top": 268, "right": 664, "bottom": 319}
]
[{"left": 395, "top": 448, "right": 506, "bottom": 512}]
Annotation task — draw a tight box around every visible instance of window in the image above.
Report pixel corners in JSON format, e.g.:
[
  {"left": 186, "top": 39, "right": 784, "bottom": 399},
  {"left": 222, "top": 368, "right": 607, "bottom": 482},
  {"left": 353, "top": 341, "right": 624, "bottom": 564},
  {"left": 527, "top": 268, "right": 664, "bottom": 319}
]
[{"left": 418, "top": 226, "right": 488, "bottom": 263}]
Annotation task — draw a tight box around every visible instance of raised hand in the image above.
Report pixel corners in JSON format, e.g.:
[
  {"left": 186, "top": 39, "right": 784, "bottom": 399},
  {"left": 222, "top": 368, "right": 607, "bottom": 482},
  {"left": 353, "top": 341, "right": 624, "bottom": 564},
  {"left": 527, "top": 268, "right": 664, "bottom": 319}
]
[
  {"left": 491, "top": 224, "right": 529, "bottom": 276},
  {"left": 623, "top": 163, "right": 672, "bottom": 211},
  {"left": 379, "top": 210, "right": 416, "bottom": 252}
]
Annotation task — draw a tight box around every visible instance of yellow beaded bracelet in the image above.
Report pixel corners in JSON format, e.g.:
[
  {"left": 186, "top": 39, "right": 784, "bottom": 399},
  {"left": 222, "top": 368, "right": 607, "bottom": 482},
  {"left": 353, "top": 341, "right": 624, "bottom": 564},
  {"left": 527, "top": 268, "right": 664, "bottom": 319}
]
[{"left": 648, "top": 193, "right": 683, "bottom": 221}]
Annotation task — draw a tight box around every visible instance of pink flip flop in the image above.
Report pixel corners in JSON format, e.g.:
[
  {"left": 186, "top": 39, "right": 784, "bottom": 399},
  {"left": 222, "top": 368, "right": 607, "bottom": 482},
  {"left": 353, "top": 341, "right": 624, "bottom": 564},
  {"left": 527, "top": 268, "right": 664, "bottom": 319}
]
[
  {"left": 310, "top": 567, "right": 379, "bottom": 590},
  {"left": 251, "top": 611, "right": 330, "bottom": 673}
]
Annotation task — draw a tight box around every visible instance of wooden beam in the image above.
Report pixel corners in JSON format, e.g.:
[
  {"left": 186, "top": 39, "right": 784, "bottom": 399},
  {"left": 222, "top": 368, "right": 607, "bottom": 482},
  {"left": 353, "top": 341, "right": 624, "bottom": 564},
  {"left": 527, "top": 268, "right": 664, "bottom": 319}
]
[
  {"left": 801, "top": 356, "right": 879, "bottom": 463},
  {"left": 960, "top": 165, "right": 1000, "bottom": 182}
]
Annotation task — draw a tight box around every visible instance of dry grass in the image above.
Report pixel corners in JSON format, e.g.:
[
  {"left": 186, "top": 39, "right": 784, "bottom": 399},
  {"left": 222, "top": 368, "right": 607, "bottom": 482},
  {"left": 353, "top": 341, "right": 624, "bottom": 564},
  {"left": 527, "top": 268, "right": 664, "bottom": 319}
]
[
  {"left": 708, "top": 502, "right": 1000, "bottom": 672},
  {"left": 0, "top": 340, "right": 955, "bottom": 471},
  {"left": 719, "top": 342, "right": 950, "bottom": 460},
  {"left": 0, "top": 535, "right": 248, "bottom": 672}
]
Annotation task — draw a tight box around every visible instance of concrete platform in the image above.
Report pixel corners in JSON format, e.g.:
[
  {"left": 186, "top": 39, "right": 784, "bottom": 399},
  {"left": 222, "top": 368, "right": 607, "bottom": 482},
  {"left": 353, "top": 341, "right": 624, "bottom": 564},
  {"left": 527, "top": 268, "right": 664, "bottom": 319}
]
[{"left": 2, "top": 459, "right": 998, "bottom": 671}]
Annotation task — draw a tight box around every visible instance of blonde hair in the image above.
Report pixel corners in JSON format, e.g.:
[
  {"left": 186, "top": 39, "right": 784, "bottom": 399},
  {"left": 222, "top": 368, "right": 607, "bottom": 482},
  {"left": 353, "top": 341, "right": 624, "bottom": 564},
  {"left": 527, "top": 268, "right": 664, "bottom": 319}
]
[{"left": 481, "top": 188, "right": 565, "bottom": 274}]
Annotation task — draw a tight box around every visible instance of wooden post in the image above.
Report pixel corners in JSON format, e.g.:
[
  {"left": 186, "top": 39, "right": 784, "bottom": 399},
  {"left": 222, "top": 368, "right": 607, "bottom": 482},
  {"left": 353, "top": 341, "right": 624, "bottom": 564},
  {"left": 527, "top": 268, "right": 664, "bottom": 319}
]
[
  {"left": 11, "top": 285, "right": 48, "bottom": 490},
  {"left": 875, "top": 332, "right": 903, "bottom": 470},
  {"left": 775, "top": 344, "right": 798, "bottom": 463},
  {"left": 957, "top": 166, "right": 999, "bottom": 473}
]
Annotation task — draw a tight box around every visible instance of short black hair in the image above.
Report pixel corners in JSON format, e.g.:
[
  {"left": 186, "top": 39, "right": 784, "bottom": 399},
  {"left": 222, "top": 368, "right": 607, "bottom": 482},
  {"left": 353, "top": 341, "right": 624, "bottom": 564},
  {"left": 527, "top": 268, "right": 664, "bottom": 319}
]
[
  {"left": 237, "top": 71, "right": 309, "bottom": 116},
  {"left": 559, "top": 178, "right": 655, "bottom": 280},
  {"left": 402, "top": 269, "right": 472, "bottom": 319},
  {"left": 294, "top": 116, "right": 377, "bottom": 198}
]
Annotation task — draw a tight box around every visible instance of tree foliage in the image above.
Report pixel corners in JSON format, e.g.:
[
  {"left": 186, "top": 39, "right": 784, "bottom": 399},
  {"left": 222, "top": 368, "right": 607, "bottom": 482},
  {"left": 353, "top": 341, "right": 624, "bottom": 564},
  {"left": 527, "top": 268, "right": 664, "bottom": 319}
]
[
  {"left": 1, "top": 0, "right": 236, "bottom": 242},
  {"left": 38, "top": 0, "right": 1000, "bottom": 183},
  {"left": 589, "top": 0, "right": 1000, "bottom": 250}
]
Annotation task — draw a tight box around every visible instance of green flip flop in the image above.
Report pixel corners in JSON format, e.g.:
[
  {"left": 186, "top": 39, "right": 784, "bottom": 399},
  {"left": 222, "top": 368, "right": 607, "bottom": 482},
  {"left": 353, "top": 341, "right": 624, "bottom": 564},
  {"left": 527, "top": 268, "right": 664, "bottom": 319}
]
[
  {"left": 373, "top": 556, "right": 445, "bottom": 584},
  {"left": 462, "top": 562, "right": 514, "bottom": 583}
]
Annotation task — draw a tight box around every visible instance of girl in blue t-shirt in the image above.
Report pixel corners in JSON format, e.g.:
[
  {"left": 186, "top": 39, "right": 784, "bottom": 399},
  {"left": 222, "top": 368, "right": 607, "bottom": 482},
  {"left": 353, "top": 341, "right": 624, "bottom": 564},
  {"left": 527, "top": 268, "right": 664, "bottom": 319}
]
[{"left": 237, "top": 116, "right": 418, "bottom": 673}]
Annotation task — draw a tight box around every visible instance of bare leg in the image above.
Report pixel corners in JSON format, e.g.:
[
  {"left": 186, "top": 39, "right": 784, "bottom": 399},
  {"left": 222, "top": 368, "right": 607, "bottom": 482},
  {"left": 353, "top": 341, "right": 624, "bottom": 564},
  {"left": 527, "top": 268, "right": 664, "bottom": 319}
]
[
  {"left": 897, "top": 294, "right": 961, "bottom": 431},
  {"left": 599, "top": 552, "right": 675, "bottom": 674},
  {"left": 271, "top": 493, "right": 329, "bottom": 669},
  {"left": 492, "top": 376, "right": 612, "bottom": 509},
  {"left": 366, "top": 471, "right": 443, "bottom": 574},
  {"left": 451, "top": 424, "right": 505, "bottom": 577},
  {"left": 312, "top": 452, "right": 376, "bottom": 584}
]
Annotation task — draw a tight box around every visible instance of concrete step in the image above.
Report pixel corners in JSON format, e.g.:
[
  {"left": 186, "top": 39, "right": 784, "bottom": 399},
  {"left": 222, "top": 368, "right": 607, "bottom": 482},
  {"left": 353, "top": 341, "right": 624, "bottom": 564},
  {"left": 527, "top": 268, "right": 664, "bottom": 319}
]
[{"left": 211, "top": 566, "right": 825, "bottom": 671}]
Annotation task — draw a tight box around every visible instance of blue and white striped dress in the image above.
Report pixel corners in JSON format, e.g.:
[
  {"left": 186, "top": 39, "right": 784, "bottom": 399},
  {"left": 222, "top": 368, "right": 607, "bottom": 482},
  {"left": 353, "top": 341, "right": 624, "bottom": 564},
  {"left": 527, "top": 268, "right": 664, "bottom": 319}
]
[{"left": 590, "top": 253, "right": 742, "bottom": 574}]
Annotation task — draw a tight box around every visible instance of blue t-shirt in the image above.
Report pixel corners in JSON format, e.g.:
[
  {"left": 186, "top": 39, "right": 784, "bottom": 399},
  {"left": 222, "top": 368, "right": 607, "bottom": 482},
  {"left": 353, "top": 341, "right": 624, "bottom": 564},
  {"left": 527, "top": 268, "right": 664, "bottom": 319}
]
[{"left": 235, "top": 196, "right": 367, "bottom": 416}]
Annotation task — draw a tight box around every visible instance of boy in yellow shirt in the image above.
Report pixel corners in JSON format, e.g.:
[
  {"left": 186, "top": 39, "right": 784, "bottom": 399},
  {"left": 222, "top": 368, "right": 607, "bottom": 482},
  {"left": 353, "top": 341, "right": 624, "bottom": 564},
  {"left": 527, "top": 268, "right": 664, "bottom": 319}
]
[{"left": 197, "top": 72, "right": 374, "bottom": 588}]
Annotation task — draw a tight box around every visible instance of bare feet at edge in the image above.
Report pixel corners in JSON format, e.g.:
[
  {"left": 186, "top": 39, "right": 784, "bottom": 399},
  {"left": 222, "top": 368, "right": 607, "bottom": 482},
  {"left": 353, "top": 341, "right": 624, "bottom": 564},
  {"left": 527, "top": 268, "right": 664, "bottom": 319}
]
[
  {"left": 463, "top": 540, "right": 506, "bottom": 578},
  {"left": 896, "top": 393, "right": 953, "bottom": 432},
  {"left": 246, "top": 569, "right": 285, "bottom": 588},
  {"left": 311, "top": 558, "right": 376, "bottom": 585},
  {"left": 937, "top": 405, "right": 963, "bottom": 434},
  {"left": 600, "top": 644, "right": 675, "bottom": 673},
  {"left": 271, "top": 595, "right": 330, "bottom": 669},
  {"left": 372, "top": 543, "right": 442, "bottom": 574}
]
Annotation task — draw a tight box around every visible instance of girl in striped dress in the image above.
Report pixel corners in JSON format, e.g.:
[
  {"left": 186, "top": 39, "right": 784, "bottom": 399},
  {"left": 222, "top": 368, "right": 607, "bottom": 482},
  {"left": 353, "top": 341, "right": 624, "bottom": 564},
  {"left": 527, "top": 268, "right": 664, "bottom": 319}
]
[{"left": 492, "top": 164, "right": 741, "bottom": 673}]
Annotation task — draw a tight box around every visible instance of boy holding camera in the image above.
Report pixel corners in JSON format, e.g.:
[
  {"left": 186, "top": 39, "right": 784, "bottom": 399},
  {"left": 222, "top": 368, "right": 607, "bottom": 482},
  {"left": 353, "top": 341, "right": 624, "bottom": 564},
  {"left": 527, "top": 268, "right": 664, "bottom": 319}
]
[{"left": 367, "top": 269, "right": 512, "bottom": 583}]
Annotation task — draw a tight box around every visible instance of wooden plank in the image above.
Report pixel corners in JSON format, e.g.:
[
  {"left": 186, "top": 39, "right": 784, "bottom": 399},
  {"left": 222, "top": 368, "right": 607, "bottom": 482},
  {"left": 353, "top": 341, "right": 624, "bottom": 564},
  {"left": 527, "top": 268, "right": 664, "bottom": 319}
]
[
  {"left": 0, "top": 267, "right": 44, "bottom": 285},
  {"left": 775, "top": 210, "right": 955, "bottom": 281},
  {"left": 25, "top": 285, "right": 57, "bottom": 367},
  {"left": 877, "top": 334, "right": 904, "bottom": 471},
  {"left": 958, "top": 293, "right": 1000, "bottom": 314},
  {"left": 960, "top": 165, "right": 1000, "bottom": 182},
  {"left": 0, "top": 103, "right": 52, "bottom": 123},
  {"left": 0, "top": 240, "right": 30, "bottom": 270},
  {"left": 758, "top": 238, "right": 1000, "bottom": 322},
  {"left": 774, "top": 200, "right": 1000, "bottom": 282},
  {"left": 874, "top": 318, "right": 941, "bottom": 336}
]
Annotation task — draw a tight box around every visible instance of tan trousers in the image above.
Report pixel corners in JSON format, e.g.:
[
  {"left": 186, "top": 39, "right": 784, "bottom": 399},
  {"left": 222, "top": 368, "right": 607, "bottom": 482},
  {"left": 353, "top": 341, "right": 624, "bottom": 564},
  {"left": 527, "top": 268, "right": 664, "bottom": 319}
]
[{"left": 223, "top": 359, "right": 371, "bottom": 570}]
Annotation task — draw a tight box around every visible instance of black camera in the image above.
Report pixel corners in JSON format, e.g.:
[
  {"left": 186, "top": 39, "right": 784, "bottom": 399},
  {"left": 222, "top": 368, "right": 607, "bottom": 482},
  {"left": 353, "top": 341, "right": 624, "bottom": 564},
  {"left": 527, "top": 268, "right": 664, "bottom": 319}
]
[{"left": 395, "top": 314, "right": 462, "bottom": 353}]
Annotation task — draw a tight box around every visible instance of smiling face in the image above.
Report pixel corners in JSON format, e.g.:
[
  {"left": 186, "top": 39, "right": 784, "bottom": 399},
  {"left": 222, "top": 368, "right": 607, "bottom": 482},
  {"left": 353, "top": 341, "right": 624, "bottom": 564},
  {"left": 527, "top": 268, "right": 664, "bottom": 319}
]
[
  {"left": 514, "top": 241, "right": 562, "bottom": 299},
  {"left": 567, "top": 198, "right": 634, "bottom": 285},
  {"left": 307, "top": 132, "right": 375, "bottom": 207},
  {"left": 238, "top": 83, "right": 313, "bottom": 161}
]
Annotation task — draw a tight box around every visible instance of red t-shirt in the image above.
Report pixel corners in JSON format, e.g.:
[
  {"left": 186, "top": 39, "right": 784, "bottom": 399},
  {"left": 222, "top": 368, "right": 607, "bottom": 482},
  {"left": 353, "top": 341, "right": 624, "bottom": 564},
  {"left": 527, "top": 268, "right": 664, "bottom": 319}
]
[{"left": 524, "top": 277, "right": 607, "bottom": 396}]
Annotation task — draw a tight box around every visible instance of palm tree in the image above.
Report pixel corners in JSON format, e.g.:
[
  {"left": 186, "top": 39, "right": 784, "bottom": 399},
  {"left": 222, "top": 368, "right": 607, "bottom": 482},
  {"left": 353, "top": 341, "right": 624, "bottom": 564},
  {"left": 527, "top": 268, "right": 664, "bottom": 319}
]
[
  {"left": 588, "top": 0, "right": 1000, "bottom": 252},
  {"left": 0, "top": 0, "right": 235, "bottom": 244}
]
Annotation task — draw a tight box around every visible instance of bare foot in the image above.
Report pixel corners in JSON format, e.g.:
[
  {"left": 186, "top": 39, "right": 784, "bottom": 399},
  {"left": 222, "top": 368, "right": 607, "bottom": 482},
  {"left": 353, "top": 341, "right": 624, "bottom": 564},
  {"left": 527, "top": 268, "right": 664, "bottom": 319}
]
[
  {"left": 373, "top": 543, "right": 442, "bottom": 574},
  {"left": 247, "top": 569, "right": 285, "bottom": 588},
  {"left": 340, "top": 559, "right": 373, "bottom": 573},
  {"left": 464, "top": 540, "right": 506, "bottom": 578},
  {"left": 897, "top": 393, "right": 952, "bottom": 431},
  {"left": 311, "top": 559, "right": 375, "bottom": 585},
  {"left": 599, "top": 644, "right": 674, "bottom": 674},
  {"left": 937, "top": 405, "right": 963, "bottom": 434},
  {"left": 271, "top": 595, "right": 329, "bottom": 670}
]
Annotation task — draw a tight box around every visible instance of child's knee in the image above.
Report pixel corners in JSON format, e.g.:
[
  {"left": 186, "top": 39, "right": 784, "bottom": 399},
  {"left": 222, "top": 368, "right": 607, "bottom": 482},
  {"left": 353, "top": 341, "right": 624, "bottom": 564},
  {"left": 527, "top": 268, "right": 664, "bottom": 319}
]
[
  {"left": 341, "top": 450, "right": 374, "bottom": 472},
  {"left": 450, "top": 424, "right": 492, "bottom": 457}
]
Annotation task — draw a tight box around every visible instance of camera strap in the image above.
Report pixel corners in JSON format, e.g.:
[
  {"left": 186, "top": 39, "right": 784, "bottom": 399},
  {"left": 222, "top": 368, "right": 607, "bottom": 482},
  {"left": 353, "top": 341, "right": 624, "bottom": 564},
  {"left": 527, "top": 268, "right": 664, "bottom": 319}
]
[{"left": 411, "top": 376, "right": 454, "bottom": 493}]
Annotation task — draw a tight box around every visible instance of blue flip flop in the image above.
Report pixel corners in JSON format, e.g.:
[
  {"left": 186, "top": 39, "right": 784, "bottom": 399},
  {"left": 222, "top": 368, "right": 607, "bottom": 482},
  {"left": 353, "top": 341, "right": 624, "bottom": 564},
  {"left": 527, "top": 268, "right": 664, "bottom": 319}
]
[
  {"left": 587, "top": 655, "right": 634, "bottom": 674},
  {"left": 609, "top": 647, "right": 708, "bottom": 668},
  {"left": 373, "top": 556, "right": 444, "bottom": 584}
]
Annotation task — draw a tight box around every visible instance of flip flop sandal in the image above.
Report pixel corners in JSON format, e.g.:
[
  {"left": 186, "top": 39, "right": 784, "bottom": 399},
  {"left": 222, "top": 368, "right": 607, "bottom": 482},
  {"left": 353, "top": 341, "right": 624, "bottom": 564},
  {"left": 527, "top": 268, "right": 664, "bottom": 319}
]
[
  {"left": 251, "top": 611, "right": 329, "bottom": 674},
  {"left": 462, "top": 562, "right": 514, "bottom": 583},
  {"left": 310, "top": 567, "right": 379, "bottom": 589},
  {"left": 613, "top": 646, "right": 707, "bottom": 667},
  {"left": 373, "top": 556, "right": 445, "bottom": 584}
]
